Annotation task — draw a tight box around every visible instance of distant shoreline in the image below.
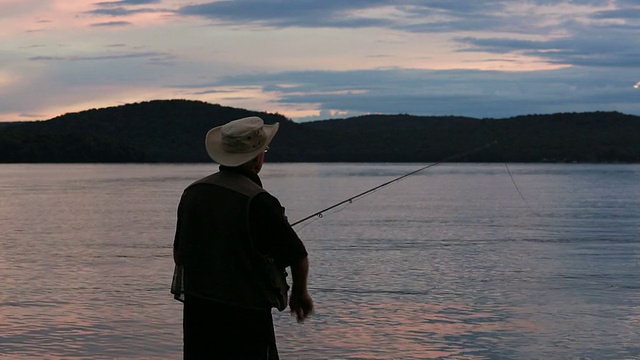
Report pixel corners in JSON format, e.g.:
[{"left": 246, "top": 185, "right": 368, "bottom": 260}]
[{"left": 1, "top": 100, "right": 639, "bottom": 163}]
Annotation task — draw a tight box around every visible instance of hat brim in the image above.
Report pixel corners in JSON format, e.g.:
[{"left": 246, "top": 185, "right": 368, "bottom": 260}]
[{"left": 205, "top": 122, "right": 279, "bottom": 166}]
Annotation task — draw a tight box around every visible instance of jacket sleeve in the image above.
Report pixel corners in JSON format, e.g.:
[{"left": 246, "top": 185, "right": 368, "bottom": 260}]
[{"left": 249, "top": 192, "right": 308, "bottom": 269}]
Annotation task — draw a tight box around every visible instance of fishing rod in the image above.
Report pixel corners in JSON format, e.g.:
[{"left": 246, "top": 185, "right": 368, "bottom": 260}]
[{"left": 290, "top": 140, "right": 498, "bottom": 227}]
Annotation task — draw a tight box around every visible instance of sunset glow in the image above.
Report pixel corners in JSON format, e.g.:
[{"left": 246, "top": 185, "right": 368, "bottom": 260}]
[{"left": 1, "top": 1, "right": 639, "bottom": 122}]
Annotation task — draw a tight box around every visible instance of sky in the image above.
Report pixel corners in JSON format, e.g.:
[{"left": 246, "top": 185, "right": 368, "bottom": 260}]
[{"left": 2, "top": 0, "right": 640, "bottom": 123}]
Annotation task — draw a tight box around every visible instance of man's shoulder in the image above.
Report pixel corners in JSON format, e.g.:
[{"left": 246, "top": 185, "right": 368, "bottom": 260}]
[
  {"left": 251, "top": 192, "right": 288, "bottom": 223},
  {"left": 253, "top": 191, "right": 282, "bottom": 207},
  {"left": 186, "top": 171, "right": 265, "bottom": 197}
]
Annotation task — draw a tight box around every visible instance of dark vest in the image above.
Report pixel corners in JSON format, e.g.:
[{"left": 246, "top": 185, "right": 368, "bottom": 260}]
[{"left": 177, "top": 170, "right": 274, "bottom": 310}]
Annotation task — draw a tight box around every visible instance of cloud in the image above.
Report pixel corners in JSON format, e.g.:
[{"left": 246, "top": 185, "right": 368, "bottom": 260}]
[
  {"left": 193, "top": 89, "right": 235, "bottom": 95},
  {"left": 456, "top": 20, "right": 640, "bottom": 68},
  {"left": 95, "top": 0, "right": 162, "bottom": 5},
  {"left": 87, "top": 0, "right": 168, "bottom": 17},
  {"left": 86, "top": 7, "right": 164, "bottom": 16},
  {"left": 19, "top": 113, "right": 45, "bottom": 119},
  {"left": 2, "top": 0, "right": 640, "bottom": 122},
  {"left": 173, "top": 1, "right": 609, "bottom": 35},
  {"left": 91, "top": 21, "right": 133, "bottom": 27},
  {"left": 177, "top": 0, "right": 394, "bottom": 28},
  {"left": 176, "top": 66, "right": 639, "bottom": 120},
  {"left": 591, "top": 7, "right": 640, "bottom": 20},
  {"left": 28, "top": 52, "right": 171, "bottom": 62}
]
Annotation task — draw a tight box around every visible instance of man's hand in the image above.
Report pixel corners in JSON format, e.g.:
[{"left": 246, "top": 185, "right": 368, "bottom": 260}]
[{"left": 289, "top": 290, "right": 314, "bottom": 323}]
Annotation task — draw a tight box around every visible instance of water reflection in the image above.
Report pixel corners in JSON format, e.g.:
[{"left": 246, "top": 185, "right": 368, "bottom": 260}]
[
  {"left": 276, "top": 299, "right": 537, "bottom": 359},
  {"left": 1, "top": 164, "right": 639, "bottom": 359}
]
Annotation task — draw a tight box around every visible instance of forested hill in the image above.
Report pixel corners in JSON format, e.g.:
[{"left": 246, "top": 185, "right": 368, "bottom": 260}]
[{"left": 1, "top": 99, "right": 639, "bottom": 163}]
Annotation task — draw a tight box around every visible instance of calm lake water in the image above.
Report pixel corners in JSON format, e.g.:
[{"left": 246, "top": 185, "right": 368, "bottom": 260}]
[{"left": 1, "top": 163, "right": 639, "bottom": 360}]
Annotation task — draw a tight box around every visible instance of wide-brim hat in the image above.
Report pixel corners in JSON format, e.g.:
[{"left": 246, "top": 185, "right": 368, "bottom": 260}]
[{"left": 205, "top": 116, "right": 279, "bottom": 166}]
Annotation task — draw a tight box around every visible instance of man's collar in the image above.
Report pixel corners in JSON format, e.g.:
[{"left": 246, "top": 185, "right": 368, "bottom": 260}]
[{"left": 219, "top": 165, "right": 263, "bottom": 187}]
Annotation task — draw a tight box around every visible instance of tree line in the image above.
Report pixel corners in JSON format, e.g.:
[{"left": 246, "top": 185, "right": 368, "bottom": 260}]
[{"left": 1, "top": 99, "right": 639, "bottom": 163}]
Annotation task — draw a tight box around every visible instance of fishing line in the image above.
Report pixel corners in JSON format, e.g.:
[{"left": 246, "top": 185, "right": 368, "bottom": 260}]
[
  {"left": 291, "top": 140, "right": 498, "bottom": 227},
  {"left": 504, "top": 163, "right": 539, "bottom": 216}
]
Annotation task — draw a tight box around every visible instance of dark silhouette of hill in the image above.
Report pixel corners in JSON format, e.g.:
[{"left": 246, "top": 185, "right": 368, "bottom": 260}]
[{"left": 1, "top": 99, "right": 639, "bottom": 163}]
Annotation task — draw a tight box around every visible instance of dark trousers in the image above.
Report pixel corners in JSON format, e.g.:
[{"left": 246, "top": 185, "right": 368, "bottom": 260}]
[{"left": 183, "top": 295, "right": 279, "bottom": 360}]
